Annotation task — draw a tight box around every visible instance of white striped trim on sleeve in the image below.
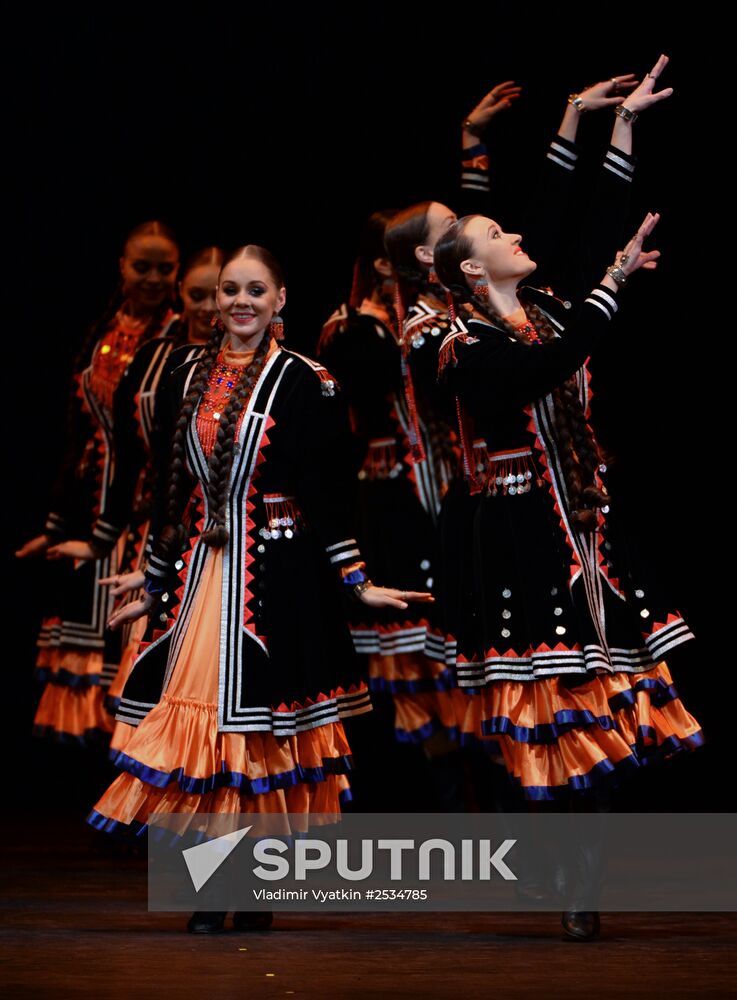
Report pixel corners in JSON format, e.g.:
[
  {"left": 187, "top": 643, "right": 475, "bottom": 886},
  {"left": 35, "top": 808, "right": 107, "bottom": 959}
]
[
  {"left": 326, "top": 538, "right": 362, "bottom": 564},
  {"left": 604, "top": 149, "right": 635, "bottom": 182},
  {"left": 547, "top": 140, "right": 578, "bottom": 171},
  {"left": 45, "top": 512, "right": 66, "bottom": 533},
  {"left": 145, "top": 553, "right": 171, "bottom": 579},
  {"left": 92, "top": 519, "right": 120, "bottom": 544},
  {"left": 585, "top": 287, "right": 619, "bottom": 319}
]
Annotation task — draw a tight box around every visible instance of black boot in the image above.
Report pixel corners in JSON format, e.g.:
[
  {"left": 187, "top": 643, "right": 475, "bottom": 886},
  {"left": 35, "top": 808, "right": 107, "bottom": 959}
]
[
  {"left": 561, "top": 910, "right": 601, "bottom": 941},
  {"left": 232, "top": 911, "right": 274, "bottom": 932},
  {"left": 187, "top": 911, "right": 227, "bottom": 934},
  {"left": 559, "top": 794, "right": 608, "bottom": 941}
]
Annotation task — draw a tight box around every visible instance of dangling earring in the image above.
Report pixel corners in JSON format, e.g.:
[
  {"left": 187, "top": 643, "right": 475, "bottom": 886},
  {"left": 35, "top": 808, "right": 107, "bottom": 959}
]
[
  {"left": 270, "top": 315, "right": 285, "bottom": 341},
  {"left": 428, "top": 267, "right": 439, "bottom": 285},
  {"left": 472, "top": 277, "right": 489, "bottom": 299},
  {"left": 211, "top": 314, "right": 226, "bottom": 333}
]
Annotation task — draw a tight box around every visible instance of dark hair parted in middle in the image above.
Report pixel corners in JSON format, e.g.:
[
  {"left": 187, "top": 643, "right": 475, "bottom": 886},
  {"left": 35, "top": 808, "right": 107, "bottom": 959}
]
[
  {"left": 161, "top": 245, "right": 282, "bottom": 554},
  {"left": 349, "top": 208, "right": 399, "bottom": 308},
  {"left": 383, "top": 201, "right": 434, "bottom": 296},
  {"left": 180, "top": 245, "right": 225, "bottom": 278}
]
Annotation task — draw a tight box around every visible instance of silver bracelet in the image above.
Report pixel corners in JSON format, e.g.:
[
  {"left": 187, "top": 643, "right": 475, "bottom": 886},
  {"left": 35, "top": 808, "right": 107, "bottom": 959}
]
[
  {"left": 606, "top": 264, "right": 628, "bottom": 287},
  {"left": 568, "top": 94, "right": 586, "bottom": 113},
  {"left": 614, "top": 105, "right": 638, "bottom": 124}
]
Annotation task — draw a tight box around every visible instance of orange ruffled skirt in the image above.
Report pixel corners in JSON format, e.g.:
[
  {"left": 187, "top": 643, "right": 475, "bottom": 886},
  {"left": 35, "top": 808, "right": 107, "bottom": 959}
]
[
  {"left": 368, "top": 651, "right": 472, "bottom": 744},
  {"left": 457, "top": 660, "right": 703, "bottom": 800},
  {"left": 33, "top": 645, "right": 114, "bottom": 744},
  {"left": 89, "top": 547, "right": 354, "bottom": 838}
]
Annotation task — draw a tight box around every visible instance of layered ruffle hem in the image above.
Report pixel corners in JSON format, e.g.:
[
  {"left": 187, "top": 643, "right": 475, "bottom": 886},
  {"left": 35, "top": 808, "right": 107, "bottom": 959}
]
[
  {"left": 368, "top": 651, "right": 472, "bottom": 743},
  {"left": 88, "top": 693, "right": 354, "bottom": 839},
  {"left": 33, "top": 645, "right": 114, "bottom": 745},
  {"left": 88, "top": 545, "right": 356, "bottom": 838},
  {"left": 457, "top": 660, "right": 703, "bottom": 800}
]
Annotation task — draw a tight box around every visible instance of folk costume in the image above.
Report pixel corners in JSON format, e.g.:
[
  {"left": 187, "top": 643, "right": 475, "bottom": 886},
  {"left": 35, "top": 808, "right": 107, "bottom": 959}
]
[
  {"left": 34, "top": 307, "right": 178, "bottom": 745},
  {"left": 434, "top": 137, "right": 703, "bottom": 799},
  {"left": 90, "top": 324, "right": 195, "bottom": 715},
  {"left": 318, "top": 137, "right": 589, "bottom": 750},
  {"left": 88, "top": 341, "right": 371, "bottom": 837}
]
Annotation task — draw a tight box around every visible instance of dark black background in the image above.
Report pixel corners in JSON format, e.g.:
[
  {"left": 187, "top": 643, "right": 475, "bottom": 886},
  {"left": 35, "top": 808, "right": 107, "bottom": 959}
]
[{"left": 5, "top": 7, "right": 728, "bottom": 815}]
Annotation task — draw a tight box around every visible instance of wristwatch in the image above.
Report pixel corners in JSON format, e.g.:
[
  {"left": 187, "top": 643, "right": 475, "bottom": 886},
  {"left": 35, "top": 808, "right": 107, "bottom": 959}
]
[{"left": 614, "top": 105, "right": 638, "bottom": 124}]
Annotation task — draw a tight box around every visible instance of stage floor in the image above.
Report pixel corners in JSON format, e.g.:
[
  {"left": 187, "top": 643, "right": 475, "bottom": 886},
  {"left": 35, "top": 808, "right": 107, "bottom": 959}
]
[{"left": 2, "top": 814, "right": 736, "bottom": 999}]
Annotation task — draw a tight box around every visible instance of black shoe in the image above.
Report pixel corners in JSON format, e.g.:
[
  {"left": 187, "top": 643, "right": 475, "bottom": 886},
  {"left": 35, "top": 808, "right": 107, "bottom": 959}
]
[
  {"left": 187, "top": 911, "right": 227, "bottom": 934},
  {"left": 232, "top": 911, "right": 274, "bottom": 932},
  {"left": 561, "top": 910, "right": 601, "bottom": 941}
]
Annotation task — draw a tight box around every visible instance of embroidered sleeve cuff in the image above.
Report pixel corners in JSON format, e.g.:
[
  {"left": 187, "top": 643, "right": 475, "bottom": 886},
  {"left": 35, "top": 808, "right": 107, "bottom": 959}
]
[
  {"left": 547, "top": 135, "right": 579, "bottom": 171},
  {"left": 341, "top": 562, "right": 368, "bottom": 585},
  {"left": 585, "top": 285, "right": 619, "bottom": 320},
  {"left": 604, "top": 145, "right": 636, "bottom": 182}
]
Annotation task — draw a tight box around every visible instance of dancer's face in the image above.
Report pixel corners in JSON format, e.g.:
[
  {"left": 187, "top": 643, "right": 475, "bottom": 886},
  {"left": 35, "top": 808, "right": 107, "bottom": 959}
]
[
  {"left": 180, "top": 263, "right": 219, "bottom": 343},
  {"left": 216, "top": 257, "right": 286, "bottom": 345},
  {"left": 460, "top": 216, "right": 537, "bottom": 285},
  {"left": 120, "top": 235, "right": 179, "bottom": 311}
]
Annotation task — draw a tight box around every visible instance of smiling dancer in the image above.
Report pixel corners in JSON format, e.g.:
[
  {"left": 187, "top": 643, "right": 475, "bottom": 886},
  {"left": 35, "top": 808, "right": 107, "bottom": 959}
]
[
  {"left": 86, "top": 244, "right": 431, "bottom": 933},
  {"left": 44, "top": 248, "right": 226, "bottom": 718},
  {"left": 17, "top": 221, "right": 180, "bottom": 745}
]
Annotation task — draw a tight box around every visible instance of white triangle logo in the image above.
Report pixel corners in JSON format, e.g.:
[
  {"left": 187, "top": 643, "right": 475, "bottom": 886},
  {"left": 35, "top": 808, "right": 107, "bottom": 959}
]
[{"left": 182, "top": 825, "right": 253, "bottom": 892}]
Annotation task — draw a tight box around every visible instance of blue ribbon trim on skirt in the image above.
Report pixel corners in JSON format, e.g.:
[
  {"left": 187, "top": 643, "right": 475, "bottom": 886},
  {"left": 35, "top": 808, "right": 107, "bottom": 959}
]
[
  {"left": 107, "top": 748, "right": 355, "bottom": 796},
  {"left": 369, "top": 669, "right": 458, "bottom": 695}
]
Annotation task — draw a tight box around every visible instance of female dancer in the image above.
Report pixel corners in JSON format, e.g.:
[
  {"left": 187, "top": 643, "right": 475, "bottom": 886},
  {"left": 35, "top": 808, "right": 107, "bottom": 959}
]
[
  {"left": 363, "top": 73, "right": 634, "bottom": 769},
  {"left": 16, "top": 221, "right": 180, "bottom": 745},
  {"left": 433, "top": 57, "right": 703, "bottom": 937},
  {"left": 87, "top": 245, "right": 430, "bottom": 933},
  {"left": 44, "top": 248, "right": 225, "bottom": 717},
  {"left": 315, "top": 86, "right": 518, "bottom": 770}
]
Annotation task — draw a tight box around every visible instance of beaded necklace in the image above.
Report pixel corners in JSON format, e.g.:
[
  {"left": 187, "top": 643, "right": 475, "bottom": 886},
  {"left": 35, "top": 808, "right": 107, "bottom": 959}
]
[
  {"left": 89, "top": 311, "right": 149, "bottom": 409},
  {"left": 196, "top": 349, "right": 257, "bottom": 456}
]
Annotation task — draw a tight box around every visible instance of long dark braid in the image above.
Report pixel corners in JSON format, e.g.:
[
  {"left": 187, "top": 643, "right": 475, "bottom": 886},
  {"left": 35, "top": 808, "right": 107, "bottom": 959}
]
[
  {"left": 515, "top": 300, "right": 608, "bottom": 529},
  {"left": 158, "top": 328, "right": 222, "bottom": 558},
  {"left": 435, "top": 219, "right": 607, "bottom": 531},
  {"left": 425, "top": 413, "right": 458, "bottom": 498},
  {"left": 384, "top": 202, "right": 455, "bottom": 469},
  {"left": 200, "top": 331, "right": 272, "bottom": 547}
]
